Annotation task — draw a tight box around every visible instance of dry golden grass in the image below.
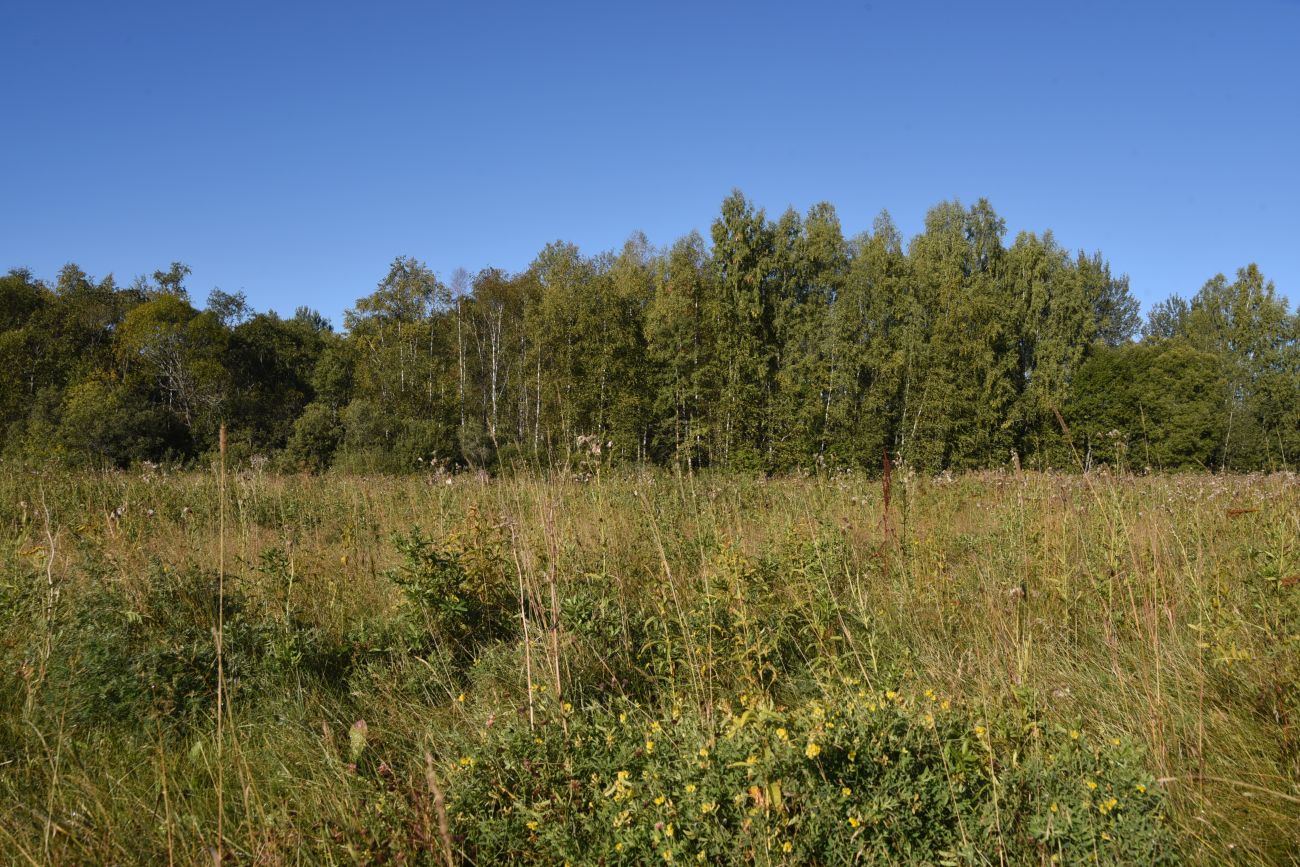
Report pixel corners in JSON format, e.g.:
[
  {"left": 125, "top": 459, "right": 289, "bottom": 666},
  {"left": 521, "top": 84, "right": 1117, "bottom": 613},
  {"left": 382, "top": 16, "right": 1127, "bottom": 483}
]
[{"left": 0, "top": 466, "right": 1297, "bottom": 863}]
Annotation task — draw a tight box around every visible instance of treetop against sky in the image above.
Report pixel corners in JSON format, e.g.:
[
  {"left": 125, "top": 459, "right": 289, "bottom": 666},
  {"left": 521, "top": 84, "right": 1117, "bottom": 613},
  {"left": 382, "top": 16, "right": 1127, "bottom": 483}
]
[{"left": 2, "top": 0, "right": 1297, "bottom": 324}]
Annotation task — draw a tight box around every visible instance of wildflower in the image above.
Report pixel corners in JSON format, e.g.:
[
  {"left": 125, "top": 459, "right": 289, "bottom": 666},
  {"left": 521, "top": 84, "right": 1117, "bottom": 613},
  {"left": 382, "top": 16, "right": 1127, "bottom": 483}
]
[
  {"left": 698, "top": 747, "right": 709, "bottom": 759},
  {"left": 841, "top": 786, "right": 852, "bottom": 797},
  {"left": 526, "top": 820, "right": 539, "bottom": 831},
  {"left": 619, "top": 712, "right": 627, "bottom": 724},
  {"left": 1085, "top": 780, "right": 1098, "bottom": 791},
  {"left": 654, "top": 795, "right": 666, "bottom": 806},
  {"left": 1135, "top": 783, "right": 1147, "bottom": 794},
  {"left": 616, "top": 843, "right": 624, "bottom": 852},
  {"left": 1069, "top": 729, "right": 1080, "bottom": 740},
  {"left": 563, "top": 702, "right": 573, "bottom": 713},
  {"left": 782, "top": 841, "right": 793, "bottom": 853},
  {"left": 885, "top": 690, "right": 899, "bottom": 701},
  {"left": 1049, "top": 802, "right": 1058, "bottom": 813},
  {"left": 1109, "top": 737, "right": 1121, "bottom": 746},
  {"left": 646, "top": 739, "right": 656, "bottom": 754},
  {"left": 685, "top": 783, "right": 696, "bottom": 794},
  {"left": 665, "top": 823, "right": 675, "bottom": 838},
  {"left": 940, "top": 699, "right": 951, "bottom": 711},
  {"left": 458, "top": 756, "right": 475, "bottom": 767},
  {"left": 805, "top": 742, "right": 821, "bottom": 759},
  {"left": 848, "top": 815, "right": 861, "bottom": 828},
  {"left": 456, "top": 692, "right": 465, "bottom": 703},
  {"left": 776, "top": 727, "right": 788, "bottom": 740},
  {"left": 700, "top": 802, "right": 716, "bottom": 814},
  {"left": 662, "top": 849, "right": 673, "bottom": 862},
  {"left": 924, "top": 688, "right": 936, "bottom": 701},
  {"left": 974, "top": 725, "right": 986, "bottom": 737}
]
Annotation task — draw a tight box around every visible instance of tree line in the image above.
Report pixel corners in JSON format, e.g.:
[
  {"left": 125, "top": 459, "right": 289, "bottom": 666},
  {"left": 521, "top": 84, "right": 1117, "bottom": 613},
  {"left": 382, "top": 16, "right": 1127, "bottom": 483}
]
[{"left": 3, "top": 192, "right": 1296, "bottom": 473}]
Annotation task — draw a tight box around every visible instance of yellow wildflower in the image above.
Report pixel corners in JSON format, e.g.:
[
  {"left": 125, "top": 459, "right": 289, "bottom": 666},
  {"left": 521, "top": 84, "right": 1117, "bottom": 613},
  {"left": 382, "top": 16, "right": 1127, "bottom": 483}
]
[
  {"left": 685, "top": 783, "right": 697, "bottom": 794},
  {"left": 1069, "top": 729, "right": 1080, "bottom": 740},
  {"left": 848, "top": 815, "right": 861, "bottom": 828},
  {"left": 646, "top": 739, "right": 656, "bottom": 754},
  {"left": 805, "top": 742, "right": 821, "bottom": 759},
  {"left": 782, "top": 841, "right": 793, "bottom": 853},
  {"left": 776, "top": 727, "right": 788, "bottom": 740},
  {"left": 1085, "top": 780, "right": 1098, "bottom": 791},
  {"left": 841, "top": 786, "right": 852, "bottom": 797}
]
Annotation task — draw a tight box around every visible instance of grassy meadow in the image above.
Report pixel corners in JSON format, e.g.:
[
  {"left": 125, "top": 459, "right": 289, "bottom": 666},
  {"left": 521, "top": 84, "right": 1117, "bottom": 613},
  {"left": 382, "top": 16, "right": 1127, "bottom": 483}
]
[{"left": 1, "top": 466, "right": 1298, "bottom": 864}]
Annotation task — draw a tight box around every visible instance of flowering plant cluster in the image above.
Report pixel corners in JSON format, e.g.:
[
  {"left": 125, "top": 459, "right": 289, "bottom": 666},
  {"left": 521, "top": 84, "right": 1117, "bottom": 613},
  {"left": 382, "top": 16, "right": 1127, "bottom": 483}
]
[{"left": 446, "top": 685, "right": 1174, "bottom": 864}]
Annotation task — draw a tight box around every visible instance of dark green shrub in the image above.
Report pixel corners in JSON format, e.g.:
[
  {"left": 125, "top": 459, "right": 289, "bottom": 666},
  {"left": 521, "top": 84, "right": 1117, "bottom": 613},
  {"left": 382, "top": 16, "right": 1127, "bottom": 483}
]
[{"left": 387, "top": 529, "right": 517, "bottom": 666}]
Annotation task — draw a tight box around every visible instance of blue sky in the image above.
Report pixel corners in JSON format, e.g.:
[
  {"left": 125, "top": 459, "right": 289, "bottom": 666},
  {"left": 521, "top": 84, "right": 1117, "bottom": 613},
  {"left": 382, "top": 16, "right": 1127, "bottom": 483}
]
[{"left": 3, "top": 0, "right": 1297, "bottom": 327}]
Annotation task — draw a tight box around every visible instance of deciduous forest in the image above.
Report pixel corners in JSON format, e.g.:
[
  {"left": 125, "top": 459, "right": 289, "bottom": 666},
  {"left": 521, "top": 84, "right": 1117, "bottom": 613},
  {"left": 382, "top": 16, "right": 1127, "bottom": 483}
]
[{"left": 5, "top": 192, "right": 1295, "bottom": 475}]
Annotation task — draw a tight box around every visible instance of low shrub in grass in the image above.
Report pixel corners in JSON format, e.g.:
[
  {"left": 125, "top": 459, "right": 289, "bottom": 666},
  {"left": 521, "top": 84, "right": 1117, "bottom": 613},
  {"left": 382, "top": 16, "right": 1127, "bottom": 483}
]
[
  {"left": 444, "top": 685, "right": 1175, "bottom": 865},
  {"left": 50, "top": 562, "right": 358, "bottom": 726}
]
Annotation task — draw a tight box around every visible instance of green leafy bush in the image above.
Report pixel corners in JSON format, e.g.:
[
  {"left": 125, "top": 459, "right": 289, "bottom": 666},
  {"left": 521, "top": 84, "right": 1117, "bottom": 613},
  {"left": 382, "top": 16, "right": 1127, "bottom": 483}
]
[
  {"left": 445, "top": 685, "right": 1176, "bottom": 864},
  {"left": 387, "top": 528, "right": 517, "bottom": 665},
  {"left": 50, "top": 562, "right": 357, "bottom": 725}
]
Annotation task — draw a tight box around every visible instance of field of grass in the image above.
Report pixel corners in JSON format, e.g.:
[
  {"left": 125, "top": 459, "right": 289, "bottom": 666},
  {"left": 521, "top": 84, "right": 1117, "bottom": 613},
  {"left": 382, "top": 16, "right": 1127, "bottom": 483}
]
[{"left": 1, "top": 466, "right": 1298, "bottom": 864}]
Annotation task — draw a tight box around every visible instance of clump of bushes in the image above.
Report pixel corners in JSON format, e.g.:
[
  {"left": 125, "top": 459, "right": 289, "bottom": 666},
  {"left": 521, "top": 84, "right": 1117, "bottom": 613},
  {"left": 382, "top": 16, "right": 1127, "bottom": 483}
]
[
  {"left": 49, "top": 561, "right": 357, "bottom": 726},
  {"left": 444, "top": 685, "right": 1176, "bottom": 864},
  {"left": 386, "top": 525, "right": 517, "bottom": 665}
]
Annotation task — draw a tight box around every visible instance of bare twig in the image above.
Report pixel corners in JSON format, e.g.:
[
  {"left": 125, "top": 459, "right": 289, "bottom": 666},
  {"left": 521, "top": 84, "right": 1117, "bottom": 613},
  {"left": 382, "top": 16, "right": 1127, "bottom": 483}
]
[
  {"left": 215, "top": 423, "right": 227, "bottom": 864},
  {"left": 424, "top": 753, "right": 456, "bottom": 867}
]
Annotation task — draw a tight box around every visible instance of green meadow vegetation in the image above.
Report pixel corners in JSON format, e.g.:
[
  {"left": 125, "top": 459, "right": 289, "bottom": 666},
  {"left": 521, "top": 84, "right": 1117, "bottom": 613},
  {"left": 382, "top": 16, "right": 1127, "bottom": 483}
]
[
  {"left": 2, "top": 466, "right": 1297, "bottom": 864},
  {"left": 5, "top": 191, "right": 1300, "bottom": 862}
]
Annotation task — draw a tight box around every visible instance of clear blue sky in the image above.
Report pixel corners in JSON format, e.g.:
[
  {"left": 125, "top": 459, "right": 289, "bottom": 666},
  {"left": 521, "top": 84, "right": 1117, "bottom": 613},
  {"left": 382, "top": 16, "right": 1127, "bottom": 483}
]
[{"left": 3, "top": 0, "right": 1297, "bottom": 327}]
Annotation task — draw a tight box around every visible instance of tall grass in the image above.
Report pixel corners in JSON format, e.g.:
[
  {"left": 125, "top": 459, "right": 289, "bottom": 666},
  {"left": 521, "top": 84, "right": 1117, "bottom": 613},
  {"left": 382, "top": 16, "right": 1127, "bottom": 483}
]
[{"left": 0, "top": 466, "right": 1296, "bottom": 863}]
